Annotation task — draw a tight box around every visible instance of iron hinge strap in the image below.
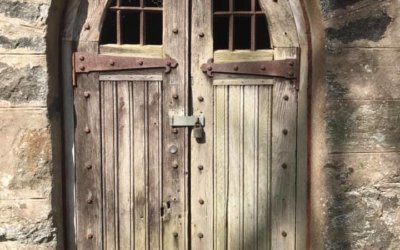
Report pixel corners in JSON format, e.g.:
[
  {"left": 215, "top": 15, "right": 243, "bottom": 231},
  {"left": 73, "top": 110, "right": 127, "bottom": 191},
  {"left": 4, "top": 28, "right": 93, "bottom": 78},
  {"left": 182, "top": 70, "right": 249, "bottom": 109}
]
[
  {"left": 200, "top": 58, "right": 299, "bottom": 89},
  {"left": 72, "top": 52, "right": 178, "bottom": 86}
]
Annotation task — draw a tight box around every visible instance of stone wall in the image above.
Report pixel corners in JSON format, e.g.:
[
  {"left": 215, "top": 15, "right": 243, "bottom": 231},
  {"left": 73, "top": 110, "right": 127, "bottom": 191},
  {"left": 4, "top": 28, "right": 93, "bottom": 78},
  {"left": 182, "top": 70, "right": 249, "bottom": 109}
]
[
  {"left": 310, "top": 0, "right": 400, "bottom": 249},
  {"left": 0, "top": 0, "right": 64, "bottom": 249}
]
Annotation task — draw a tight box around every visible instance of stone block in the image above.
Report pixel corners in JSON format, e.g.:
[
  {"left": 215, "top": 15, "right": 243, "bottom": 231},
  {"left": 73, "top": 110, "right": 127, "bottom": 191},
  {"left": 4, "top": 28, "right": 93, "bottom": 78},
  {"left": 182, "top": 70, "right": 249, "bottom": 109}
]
[
  {"left": 0, "top": 199, "right": 56, "bottom": 246},
  {"left": 323, "top": 1, "right": 400, "bottom": 48},
  {"left": 0, "top": 109, "right": 52, "bottom": 200},
  {"left": 326, "top": 48, "right": 400, "bottom": 100},
  {"left": 322, "top": 153, "right": 400, "bottom": 249},
  {"left": 326, "top": 100, "right": 400, "bottom": 152},
  {"left": 0, "top": 56, "right": 48, "bottom": 107}
]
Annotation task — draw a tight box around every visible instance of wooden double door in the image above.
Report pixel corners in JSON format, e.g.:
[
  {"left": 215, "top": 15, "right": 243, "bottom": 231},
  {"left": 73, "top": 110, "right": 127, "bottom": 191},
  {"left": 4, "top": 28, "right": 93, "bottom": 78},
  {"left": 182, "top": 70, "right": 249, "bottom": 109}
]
[{"left": 74, "top": 1, "right": 298, "bottom": 249}]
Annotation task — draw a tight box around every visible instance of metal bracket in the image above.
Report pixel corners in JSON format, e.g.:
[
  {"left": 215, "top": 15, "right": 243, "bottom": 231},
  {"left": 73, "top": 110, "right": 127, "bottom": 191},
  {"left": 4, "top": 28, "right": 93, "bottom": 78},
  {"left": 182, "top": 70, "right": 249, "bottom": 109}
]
[
  {"left": 72, "top": 52, "right": 178, "bottom": 86},
  {"left": 170, "top": 114, "right": 205, "bottom": 127}
]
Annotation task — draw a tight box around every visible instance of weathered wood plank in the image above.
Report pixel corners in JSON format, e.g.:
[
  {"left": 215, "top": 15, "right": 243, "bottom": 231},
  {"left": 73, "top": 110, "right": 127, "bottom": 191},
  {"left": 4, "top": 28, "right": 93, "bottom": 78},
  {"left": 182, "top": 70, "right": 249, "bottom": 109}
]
[
  {"left": 259, "top": 0, "right": 299, "bottom": 47},
  {"left": 101, "top": 81, "right": 117, "bottom": 249},
  {"left": 243, "top": 86, "right": 257, "bottom": 249},
  {"left": 147, "top": 81, "right": 162, "bottom": 250},
  {"left": 214, "top": 86, "right": 228, "bottom": 249},
  {"left": 100, "top": 44, "right": 164, "bottom": 58},
  {"left": 257, "top": 86, "right": 273, "bottom": 250},
  {"left": 190, "top": 0, "right": 214, "bottom": 248},
  {"left": 163, "top": 0, "right": 189, "bottom": 248},
  {"left": 227, "top": 86, "right": 242, "bottom": 250},
  {"left": 214, "top": 50, "right": 274, "bottom": 62},
  {"left": 74, "top": 72, "right": 102, "bottom": 249},
  {"left": 117, "top": 82, "right": 132, "bottom": 249},
  {"left": 213, "top": 78, "right": 274, "bottom": 86},
  {"left": 271, "top": 48, "right": 298, "bottom": 250},
  {"left": 133, "top": 82, "right": 147, "bottom": 250},
  {"left": 99, "top": 74, "right": 163, "bottom": 82}
]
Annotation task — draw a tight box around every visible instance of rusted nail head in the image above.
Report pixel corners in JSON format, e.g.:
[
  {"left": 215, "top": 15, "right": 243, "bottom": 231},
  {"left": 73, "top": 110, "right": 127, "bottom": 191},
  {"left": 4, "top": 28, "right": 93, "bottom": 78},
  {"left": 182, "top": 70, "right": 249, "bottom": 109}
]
[
  {"left": 172, "top": 94, "right": 179, "bottom": 99},
  {"left": 79, "top": 56, "right": 85, "bottom": 61},
  {"left": 172, "top": 128, "right": 178, "bottom": 134},
  {"left": 282, "top": 129, "right": 288, "bottom": 135},
  {"left": 84, "top": 91, "right": 91, "bottom": 98},
  {"left": 289, "top": 61, "right": 295, "bottom": 67},
  {"left": 198, "top": 96, "right": 204, "bottom": 102},
  {"left": 110, "top": 61, "right": 115, "bottom": 66},
  {"left": 199, "top": 32, "right": 205, "bottom": 37},
  {"left": 87, "top": 233, "right": 94, "bottom": 239},
  {"left": 199, "top": 199, "right": 204, "bottom": 205},
  {"left": 288, "top": 71, "right": 294, "bottom": 77},
  {"left": 172, "top": 163, "right": 179, "bottom": 169},
  {"left": 207, "top": 66, "right": 213, "bottom": 71},
  {"left": 172, "top": 28, "right": 179, "bottom": 34},
  {"left": 282, "top": 231, "right": 287, "bottom": 237},
  {"left": 84, "top": 126, "right": 91, "bottom": 133},
  {"left": 87, "top": 198, "right": 93, "bottom": 204},
  {"left": 198, "top": 233, "right": 204, "bottom": 239},
  {"left": 173, "top": 232, "right": 178, "bottom": 237},
  {"left": 260, "top": 65, "right": 266, "bottom": 71},
  {"left": 198, "top": 165, "right": 204, "bottom": 171},
  {"left": 84, "top": 23, "right": 91, "bottom": 30},
  {"left": 138, "top": 60, "right": 144, "bottom": 66},
  {"left": 166, "top": 61, "right": 172, "bottom": 66},
  {"left": 283, "top": 95, "right": 289, "bottom": 101},
  {"left": 79, "top": 65, "right": 85, "bottom": 71},
  {"left": 86, "top": 164, "right": 93, "bottom": 170},
  {"left": 234, "top": 65, "right": 239, "bottom": 71},
  {"left": 281, "top": 163, "right": 288, "bottom": 169}
]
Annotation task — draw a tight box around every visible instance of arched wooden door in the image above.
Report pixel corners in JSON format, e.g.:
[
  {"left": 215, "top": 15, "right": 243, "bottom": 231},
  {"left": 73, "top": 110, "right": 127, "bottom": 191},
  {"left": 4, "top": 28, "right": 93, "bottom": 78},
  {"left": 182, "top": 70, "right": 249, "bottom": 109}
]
[{"left": 70, "top": 0, "right": 302, "bottom": 249}]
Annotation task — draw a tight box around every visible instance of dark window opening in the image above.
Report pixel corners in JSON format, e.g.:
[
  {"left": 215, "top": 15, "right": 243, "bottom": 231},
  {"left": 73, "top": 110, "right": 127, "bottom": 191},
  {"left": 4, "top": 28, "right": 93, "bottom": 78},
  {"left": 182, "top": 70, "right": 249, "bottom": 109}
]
[
  {"left": 100, "top": 0, "right": 163, "bottom": 45},
  {"left": 213, "top": 0, "right": 271, "bottom": 50}
]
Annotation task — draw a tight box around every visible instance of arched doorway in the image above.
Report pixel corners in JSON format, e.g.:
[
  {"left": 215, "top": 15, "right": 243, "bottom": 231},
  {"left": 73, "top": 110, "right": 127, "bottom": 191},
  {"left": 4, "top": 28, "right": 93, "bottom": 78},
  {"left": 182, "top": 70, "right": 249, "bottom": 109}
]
[{"left": 62, "top": 0, "right": 310, "bottom": 249}]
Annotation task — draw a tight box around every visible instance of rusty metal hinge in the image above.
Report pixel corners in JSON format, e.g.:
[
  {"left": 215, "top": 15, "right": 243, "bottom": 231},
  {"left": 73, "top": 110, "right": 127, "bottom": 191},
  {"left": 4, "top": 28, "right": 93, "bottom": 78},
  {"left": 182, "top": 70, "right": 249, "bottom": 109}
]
[
  {"left": 72, "top": 52, "right": 178, "bottom": 86},
  {"left": 201, "top": 57, "right": 299, "bottom": 89}
]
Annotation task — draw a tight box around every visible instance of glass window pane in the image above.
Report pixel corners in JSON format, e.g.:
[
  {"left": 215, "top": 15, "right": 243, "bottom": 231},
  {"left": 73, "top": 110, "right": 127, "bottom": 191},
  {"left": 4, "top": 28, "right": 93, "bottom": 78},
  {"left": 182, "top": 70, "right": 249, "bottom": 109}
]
[
  {"left": 145, "top": 0, "right": 163, "bottom": 7},
  {"left": 214, "top": 16, "right": 230, "bottom": 50},
  {"left": 234, "top": 0, "right": 251, "bottom": 11},
  {"left": 214, "top": 0, "right": 229, "bottom": 12},
  {"left": 145, "top": 12, "right": 163, "bottom": 45},
  {"left": 100, "top": 10, "right": 117, "bottom": 44},
  {"left": 256, "top": 15, "right": 270, "bottom": 49},
  {"left": 121, "top": 0, "right": 140, "bottom": 6},
  {"left": 233, "top": 16, "right": 251, "bottom": 49},
  {"left": 121, "top": 12, "right": 140, "bottom": 44}
]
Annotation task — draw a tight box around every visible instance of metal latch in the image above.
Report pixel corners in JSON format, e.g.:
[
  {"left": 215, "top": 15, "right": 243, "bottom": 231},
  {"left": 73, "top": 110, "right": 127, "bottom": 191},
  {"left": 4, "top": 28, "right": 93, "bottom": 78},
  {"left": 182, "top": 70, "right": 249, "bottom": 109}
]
[
  {"left": 170, "top": 114, "right": 205, "bottom": 127},
  {"left": 170, "top": 114, "right": 205, "bottom": 140}
]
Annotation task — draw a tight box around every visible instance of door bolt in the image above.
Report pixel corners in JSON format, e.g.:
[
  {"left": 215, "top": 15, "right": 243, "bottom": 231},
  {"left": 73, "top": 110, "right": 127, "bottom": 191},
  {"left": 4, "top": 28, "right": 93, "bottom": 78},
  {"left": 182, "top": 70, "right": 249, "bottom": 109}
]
[{"left": 169, "top": 145, "right": 178, "bottom": 154}]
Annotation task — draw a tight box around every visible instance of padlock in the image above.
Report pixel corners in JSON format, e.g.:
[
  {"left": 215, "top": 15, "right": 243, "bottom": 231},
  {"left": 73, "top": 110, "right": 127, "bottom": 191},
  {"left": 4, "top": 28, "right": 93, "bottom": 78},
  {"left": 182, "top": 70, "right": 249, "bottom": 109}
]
[{"left": 193, "top": 123, "right": 204, "bottom": 139}]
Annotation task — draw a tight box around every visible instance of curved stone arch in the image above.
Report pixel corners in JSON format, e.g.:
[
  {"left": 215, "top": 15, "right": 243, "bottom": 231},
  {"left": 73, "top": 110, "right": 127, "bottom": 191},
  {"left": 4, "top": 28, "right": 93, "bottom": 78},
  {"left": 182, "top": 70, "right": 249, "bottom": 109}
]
[{"left": 60, "top": 0, "right": 311, "bottom": 248}]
